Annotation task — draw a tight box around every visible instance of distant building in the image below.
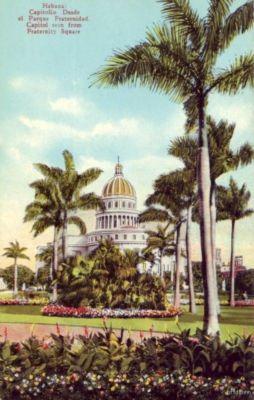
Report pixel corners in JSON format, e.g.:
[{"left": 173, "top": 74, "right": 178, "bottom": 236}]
[{"left": 220, "top": 255, "right": 246, "bottom": 279}]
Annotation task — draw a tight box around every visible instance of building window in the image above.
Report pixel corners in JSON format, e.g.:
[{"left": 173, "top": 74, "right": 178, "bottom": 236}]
[
  {"left": 122, "top": 201, "right": 125, "bottom": 208},
  {"left": 128, "top": 202, "right": 131, "bottom": 208},
  {"left": 124, "top": 234, "right": 127, "bottom": 240},
  {"left": 133, "top": 234, "right": 136, "bottom": 240},
  {"left": 115, "top": 234, "right": 118, "bottom": 240},
  {"left": 114, "top": 216, "right": 117, "bottom": 228},
  {"left": 108, "top": 201, "right": 112, "bottom": 208},
  {"left": 115, "top": 201, "right": 118, "bottom": 208},
  {"left": 95, "top": 236, "right": 97, "bottom": 241}
]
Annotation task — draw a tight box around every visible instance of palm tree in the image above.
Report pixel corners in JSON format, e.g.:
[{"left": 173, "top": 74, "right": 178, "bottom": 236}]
[
  {"left": 217, "top": 178, "right": 253, "bottom": 306},
  {"left": 168, "top": 140, "right": 197, "bottom": 313},
  {"left": 32, "top": 150, "right": 104, "bottom": 260},
  {"left": 2, "top": 241, "right": 30, "bottom": 295},
  {"left": 145, "top": 225, "right": 175, "bottom": 279},
  {"left": 169, "top": 123, "right": 253, "bottom": 314},
  {"left": 24, "top": 181, "right": 63, "bottom": 301},
  {"left": 140, "top": 170, "right": 193, "bottom": 309},
  {"left": 92, "top": 0, "right": 254, "bottom": 334}
]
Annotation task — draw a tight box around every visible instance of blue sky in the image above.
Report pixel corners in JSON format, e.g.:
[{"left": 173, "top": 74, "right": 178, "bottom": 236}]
[{"left": 0, "top": 0, "right": 253, "bottom": 268}]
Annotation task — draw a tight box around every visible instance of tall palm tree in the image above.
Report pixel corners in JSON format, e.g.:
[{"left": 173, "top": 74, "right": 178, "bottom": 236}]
[
  {"left": 2, "top": 241, "right": 30, "bottom": 295},
  {"left": 24, "top": 181, "right": 63, "bottom": 301},
  {"left": 92, "top": 0, "right": 254, "bottom": 334},
  {"left": 169, "top": 123, "right": 253, "bottom": 314},
  {"left": 32, "top": 150, "right": 104, "bottom": 260},
  {"left": 217, "top": 178, "right": 253, "bottom": 306},
  {"left": 145, "top": 225, "right": 175, "bottom": 279},
  {"left": 140, "top": 169, "right": 194, "bottom": 309},
  {"left": 155, "top": 169, "right": 196, "bottom": 311},
  {"left": 168, "top": 140, "right": 197, "bottom": 313}
]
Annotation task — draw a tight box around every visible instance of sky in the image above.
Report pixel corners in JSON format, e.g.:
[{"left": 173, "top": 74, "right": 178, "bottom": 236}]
[{"left": 0, "top": 0, "right": 253, "bottom": 269}]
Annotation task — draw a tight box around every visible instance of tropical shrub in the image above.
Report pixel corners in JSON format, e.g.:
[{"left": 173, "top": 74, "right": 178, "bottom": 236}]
[
  {"left": 57, "top": 248, "right": 167, "bottom": 309},
  {"left": 41, "top": 305, "right": 181, "bottom": 318},
  {"left": 0, "top": 328, "right": 253, "bottom": 399},
  {"left": 235, "top": 270, "right": 254, "bottom": 296}
]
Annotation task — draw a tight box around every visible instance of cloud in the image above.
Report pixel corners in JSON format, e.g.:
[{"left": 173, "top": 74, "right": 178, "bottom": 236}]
[
  {"left": 49, "top": 97, "right": 93, "bottom": 116},
  {"left": 18, "top": 115, "right": 142, "bottom": 147},
  {"left": 208, "top": 94, "right": 254, "bottom": 138},
  {"left": 9, "top": 76, "right": 57, "bottom": 94},
  {"left": 7, "top": 147, "right": 22, "bottom": 161}
]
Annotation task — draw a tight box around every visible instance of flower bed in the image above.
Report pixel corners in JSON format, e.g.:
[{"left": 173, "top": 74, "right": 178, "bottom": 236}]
[
  {"left": 1, "top": 370, "right": 253, "bottom": 400},
  {"left": 234, "top": 300, "right": 254, "bottom": 307},
  {"left": 41, "top": 304, "right": 182, "bottom": 318},
  {"left": 0, "top": 328, "right": 253, "bottom": 399},
  {"left": 0, "top": 298, "right": 49, "bottom": 306}
]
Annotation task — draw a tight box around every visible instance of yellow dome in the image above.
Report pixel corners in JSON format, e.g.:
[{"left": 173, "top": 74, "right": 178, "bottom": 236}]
[{"left": 102, "top": 163, "right": 136, "bottom": 198}]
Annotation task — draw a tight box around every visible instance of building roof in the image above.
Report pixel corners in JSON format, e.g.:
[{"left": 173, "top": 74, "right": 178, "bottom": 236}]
[{"left": 102, "top": 163, "right": 136, "bottom": 198}]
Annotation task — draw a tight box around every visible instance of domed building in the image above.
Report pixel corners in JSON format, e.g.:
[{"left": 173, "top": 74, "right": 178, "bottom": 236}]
[{"left": 60, "top": 162, "right": 147, "bottom": 257}]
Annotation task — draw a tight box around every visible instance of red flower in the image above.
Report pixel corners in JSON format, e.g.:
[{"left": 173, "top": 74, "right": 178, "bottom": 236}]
[
  {"left": 83, "top": 326, "right": 89, "bottom": 337},
  {"left": 56, "top": 323, "right": 61, "bottom": 335},
  {"left": 70, "top": 373, "right": 79, "bottom": 383},
  {"left": 4, "top": 326, "right": 8, "bottom": 341},
  {"left": 14, "top": 343, "right": 21, "bottom": 352}
]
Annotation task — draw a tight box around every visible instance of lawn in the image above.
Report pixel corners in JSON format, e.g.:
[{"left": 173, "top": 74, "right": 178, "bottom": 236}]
[{"left": 0, "top": 305, "right": 253, "bottom": 339}]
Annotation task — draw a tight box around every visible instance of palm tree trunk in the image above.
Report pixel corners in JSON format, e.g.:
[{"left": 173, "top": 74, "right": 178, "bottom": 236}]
[
  {"left": 52, "top": 228, "right": 59, "bottom": 302},
  {"left": 159, "top": 250, "right": 163, "bottom": 279},
  {"left": 198, "top": 101, "right": 219, "bottom": 335},
  {"left": 210, "top": 184, "right": 221, "bottom": 315},
  {"left": 174, "top": 224, "right": 181, "bottom": 308},
  {"left": 14, "top": 258, "right": 18, "bottom": 295},
  {"left": 62, "top": 212, "right": 68, "bottom": 261},
  {"left": 186, "top": 205, "right": 196, "bottom": 314},
  {"left": 230, "top": 219, "right": 236, "bottom": 307}
]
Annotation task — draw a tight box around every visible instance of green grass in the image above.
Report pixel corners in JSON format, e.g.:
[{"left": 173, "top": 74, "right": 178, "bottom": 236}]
[{"left": 0, "top": 305, "right": 253, "bottom": 339}]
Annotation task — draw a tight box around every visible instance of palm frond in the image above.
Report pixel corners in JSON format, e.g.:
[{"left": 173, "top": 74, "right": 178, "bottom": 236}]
[
  {"left": 63, "top": 150, "right": 75, "bottom": 172},
  {"left": 205, "top": 0, "right": 233, "bottom": 54},
  {"left": 139, "top": 207, "right": 170, "bottom": 223},
  {"left": 208, "top": 53, "right": 254, "bottom": 94},
  {"left": 67, "top": 216, "right": 87, "bottom": 235},
  {"left": 91, "top": 40, "right": 192, "bottom": 102},
  {"left": 31, "top": 217, "right": 54, "bottom": 237},
  {"left": 235, "top": 143, "right": 254, "bottom": 166},
  {"left": 221, "top": 1, "right": 254, "bottom": 50},
  {"left": 78, "top": 168, "right": 103, "bottom": 188},
  {"left": 76, "top": 193, "right": 105, "bottom": 211},
  {"left": 159, "top": 0, "right": 204, "bottom": 49}
]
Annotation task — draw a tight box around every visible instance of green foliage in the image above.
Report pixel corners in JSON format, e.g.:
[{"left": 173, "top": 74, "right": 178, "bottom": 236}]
[
  {"left": 235, "top": 269, "right": 254, "bottom": 295},
  {"left": 1, "top": 266, "right": 34, "bottom": 290},
  {"left": 192, "top": 262, "right": 223, "bottom": 292},
  {"left": 36, "top": 265, "right": 51, "bottom": 288},
  {"left": 57, "top": 242, "right": 167, "bottom": 309}
]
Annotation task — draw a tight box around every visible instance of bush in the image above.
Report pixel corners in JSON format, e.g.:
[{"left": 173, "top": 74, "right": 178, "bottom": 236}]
[
  {"left": 0, "top": 328, "right": 253, "bottom": 399},
  {"left": 57, "top": 254, "right": 167, "bottom": 310}
]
